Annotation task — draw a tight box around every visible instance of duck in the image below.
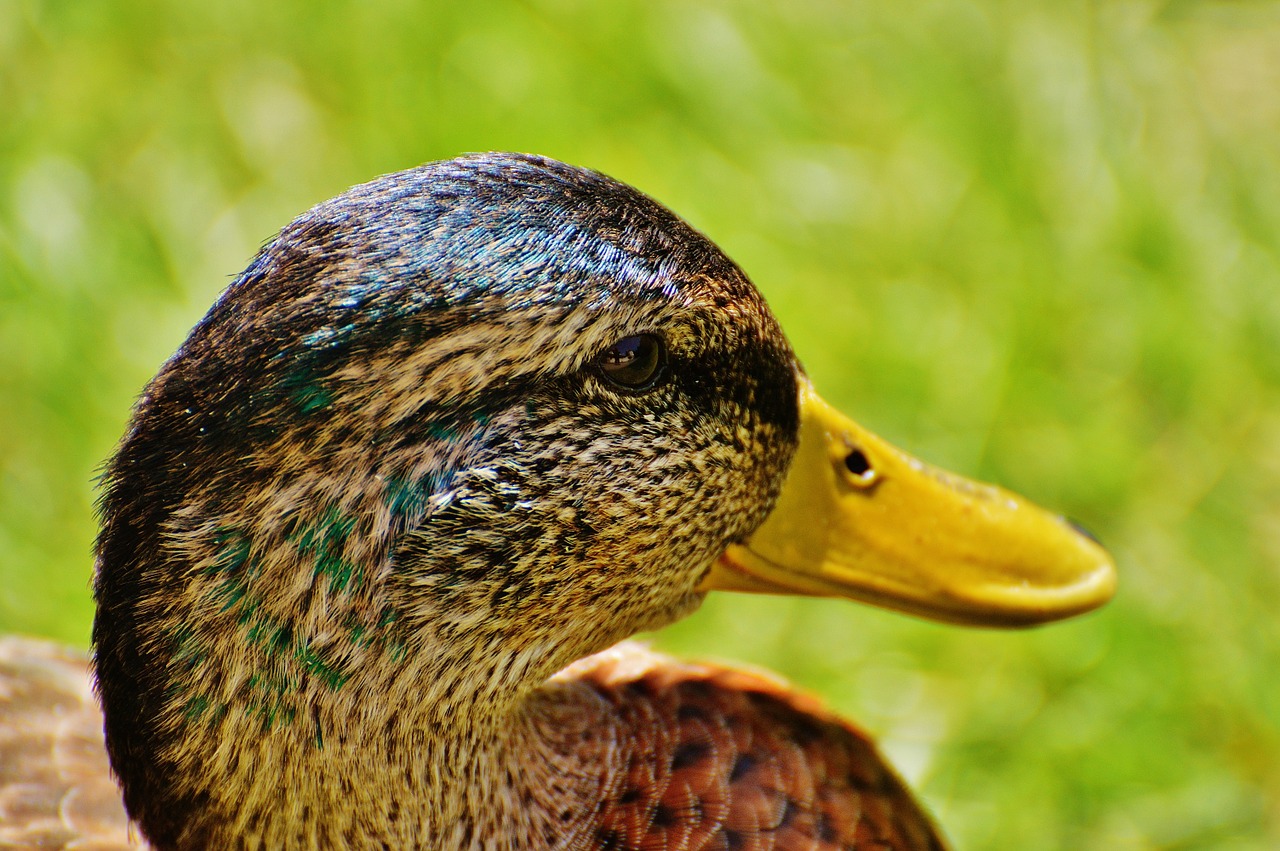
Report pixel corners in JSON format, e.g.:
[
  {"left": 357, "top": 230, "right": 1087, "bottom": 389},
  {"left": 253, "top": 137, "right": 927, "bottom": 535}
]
[{"left": 0, "top": 152, "right": 1116, "bottom": 851}]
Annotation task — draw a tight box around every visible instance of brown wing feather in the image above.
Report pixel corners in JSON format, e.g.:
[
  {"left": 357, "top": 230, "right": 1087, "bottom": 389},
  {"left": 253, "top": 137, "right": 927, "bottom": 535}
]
[
  {"left": 574, "top": 647, "right": 949, "bottom": 851},
  {"left": 0, "top": 637, "right": 135, "bottom": 851}
]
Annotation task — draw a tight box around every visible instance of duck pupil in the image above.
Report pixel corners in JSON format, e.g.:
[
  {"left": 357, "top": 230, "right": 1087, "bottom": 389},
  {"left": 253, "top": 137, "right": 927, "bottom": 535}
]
[
  {"left": 844, "top": 449, "right": 871, "bottom": 477},
  {"left": 598, "top": 334, "right": 663, "bottom": 388}
]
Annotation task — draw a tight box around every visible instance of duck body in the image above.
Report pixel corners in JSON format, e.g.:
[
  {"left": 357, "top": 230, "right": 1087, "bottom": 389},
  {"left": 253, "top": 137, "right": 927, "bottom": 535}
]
[
  {"left": 5, "top": 153, "right": 1114, "bottom": 849},
  {"left": 0, "top": 637, "right": 132, "bottom": 849},
  {"left": 1, "top": 638, "right": 936, "bottom": 850}
]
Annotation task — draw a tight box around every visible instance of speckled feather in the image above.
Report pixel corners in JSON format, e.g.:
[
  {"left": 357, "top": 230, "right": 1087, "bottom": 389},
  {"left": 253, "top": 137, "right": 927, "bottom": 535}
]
[
  {"left": 577, "top": 646, "right": 944, "bottom": 851},
  {"left": 12, "top": 153, "right": 948, "bottom": 849}
]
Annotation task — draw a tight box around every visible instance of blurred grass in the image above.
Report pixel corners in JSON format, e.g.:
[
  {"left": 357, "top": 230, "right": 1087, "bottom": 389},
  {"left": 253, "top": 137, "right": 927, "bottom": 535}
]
[{"left": 2, "top": 0, "right": 1279, "bottom": 847}]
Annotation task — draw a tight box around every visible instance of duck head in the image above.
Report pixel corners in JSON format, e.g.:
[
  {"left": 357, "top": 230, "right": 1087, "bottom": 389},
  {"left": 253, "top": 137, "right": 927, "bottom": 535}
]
[{"left": 92, "top": 153, "right": 1114, "bottom": 847}]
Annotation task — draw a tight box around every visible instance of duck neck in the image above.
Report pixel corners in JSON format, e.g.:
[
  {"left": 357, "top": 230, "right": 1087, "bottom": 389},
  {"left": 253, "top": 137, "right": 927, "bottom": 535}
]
[
  {"left": 362, "top": 628, "right": 624, "bottom": 845},
  {"left": 154, "top": 621, "right": 621, "bottom": 850},
  {"left": 418, "top": 670, "right": 624, "bottom": 849}
]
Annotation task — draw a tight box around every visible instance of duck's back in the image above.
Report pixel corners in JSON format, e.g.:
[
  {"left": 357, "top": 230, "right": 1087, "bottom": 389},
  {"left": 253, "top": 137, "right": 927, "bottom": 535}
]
[
  {"left": 0, "top": 638, "right": 944, "bottom": 851},
  {"left": 0, "top": 637, "right": 133, "bottom": 850},
  {"left": 563, "top": 646, "right": 947, "bottom": 851}
]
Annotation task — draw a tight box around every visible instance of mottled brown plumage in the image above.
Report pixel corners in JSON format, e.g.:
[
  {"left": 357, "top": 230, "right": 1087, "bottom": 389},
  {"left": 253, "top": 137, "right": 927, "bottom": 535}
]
[
  {"left": 0, "top": 638, "right": 131, "bottom": 850},
  {"left": 579, "top": 646, "right": 944, "bottom": 851},
  {"left": 2, "top": 153, "right": 1113, "bottom": 849}
]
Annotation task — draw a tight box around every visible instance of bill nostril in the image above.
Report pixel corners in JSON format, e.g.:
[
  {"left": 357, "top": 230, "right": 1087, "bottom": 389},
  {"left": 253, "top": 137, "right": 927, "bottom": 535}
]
[
  {"left": 842, "top": 447, "right": 878, "bottom": 488},
  {"left": 845, "top": 449, "right": 871, "bottom": 477}
]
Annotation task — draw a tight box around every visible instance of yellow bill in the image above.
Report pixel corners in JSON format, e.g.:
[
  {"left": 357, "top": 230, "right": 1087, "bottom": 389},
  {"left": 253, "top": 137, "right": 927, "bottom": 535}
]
[{"left": 702, "top": 381, "right": 1117, "bottom": 627}]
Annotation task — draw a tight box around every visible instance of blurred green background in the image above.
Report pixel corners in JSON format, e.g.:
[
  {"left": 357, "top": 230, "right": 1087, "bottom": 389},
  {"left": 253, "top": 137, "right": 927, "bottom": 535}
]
[{"left": 2, "top": 0, "right": 1279, "bottom": 847}]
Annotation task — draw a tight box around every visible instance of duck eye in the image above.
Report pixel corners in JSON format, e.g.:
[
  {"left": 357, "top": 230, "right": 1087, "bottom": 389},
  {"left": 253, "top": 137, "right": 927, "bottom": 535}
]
[{"left": 596, "top": 334, "right": 666, "bottom": 389}]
